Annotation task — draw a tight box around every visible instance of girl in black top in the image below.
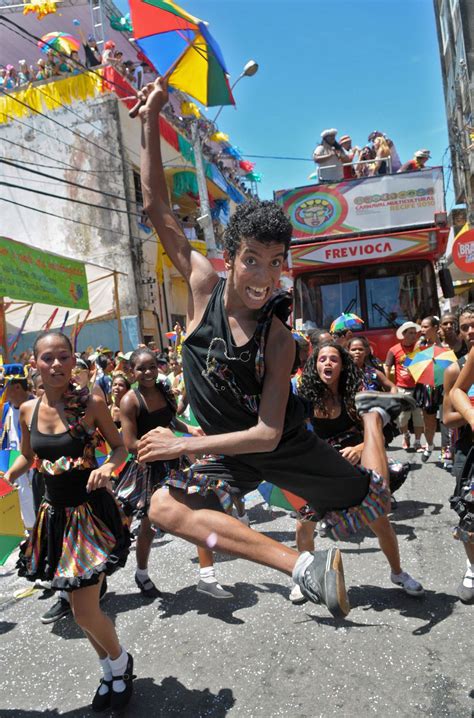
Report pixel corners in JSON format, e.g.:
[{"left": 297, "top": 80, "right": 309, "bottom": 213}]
[
  {"left": 110, "top": 373, "right": 130, "bottom": 428},
  {"left": 3, "top": 330, "right": 134, "bottom": 712},
  {"left": 117, "top": 349, "right": 229, "bottom": 599},
  {"left": 289, "top": 342, "right": 423, "bottom": 603}
]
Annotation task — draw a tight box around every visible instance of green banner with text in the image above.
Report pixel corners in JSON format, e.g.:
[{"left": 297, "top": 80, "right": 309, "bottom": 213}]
[{"left": 0, "top": 237, "right": 89, "bottom": 309}]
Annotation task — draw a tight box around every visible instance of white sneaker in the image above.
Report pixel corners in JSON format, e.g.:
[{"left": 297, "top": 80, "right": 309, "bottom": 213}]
[
  {"left": 390, "top": 571, "right": 424, "bottom": 597},
  {"left": 289, "top": 582, "right": 308, "bottom": 605}
]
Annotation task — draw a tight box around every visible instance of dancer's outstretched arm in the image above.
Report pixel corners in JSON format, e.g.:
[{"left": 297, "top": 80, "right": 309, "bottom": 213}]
[{"left": 139, "top": 77, "right": 217, "bottom": 329}]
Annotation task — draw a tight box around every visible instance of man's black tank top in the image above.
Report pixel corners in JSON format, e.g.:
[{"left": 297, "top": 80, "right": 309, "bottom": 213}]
[
  {"left": 181, "top": 279, "right": 305, "bottom": 436},
  {"left": 134, "top": 388, "right": 174, "bottom": 439}
]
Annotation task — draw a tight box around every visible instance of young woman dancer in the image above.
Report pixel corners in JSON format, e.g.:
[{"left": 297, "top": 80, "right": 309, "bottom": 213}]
[
  {"left": 117, "top": 348, "right": 232, "bottom": 599},
  {"left": 3, "top": 330, "right": 134, "bottom": 712},
  {"left": 347, "top": 336, "right": 396, "bottom": 393},
  {"left": 110, "top": 373, "right": 131, "bottom": 428},
  {"left": 289, "top": 342, "right": 423, "bottom": 603}
]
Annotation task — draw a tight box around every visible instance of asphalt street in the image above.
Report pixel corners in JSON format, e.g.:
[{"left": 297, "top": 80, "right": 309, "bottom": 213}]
[{"left": 1, "top": 438, "right": 473, "bottom": 718}]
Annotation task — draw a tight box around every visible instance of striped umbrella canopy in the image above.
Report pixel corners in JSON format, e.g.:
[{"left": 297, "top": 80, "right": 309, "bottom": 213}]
[
  {"left": 330, "top": 313, "right": 364, "bottom": 333},
  {"left": 258, "top": 481, "right": 306, "bottom": 513},
  {"left": 128, "top": 0, "right": 235, "bottom": 107},
  {"left": 403, "top": 345, "right": 457, "bottom": 387},
  {"left": 38, "top": 31, "right": 80, "bottom": 55}
]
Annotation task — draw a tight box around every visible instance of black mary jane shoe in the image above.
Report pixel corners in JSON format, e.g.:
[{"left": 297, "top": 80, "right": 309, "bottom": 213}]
[
  {"left": 135, "top": 574, "right": 162, "bottom": 599},
  {"left": 91, "top": 678, "right": 112, "bottom": 712},
  {"left": 110, "top": 653, "right": 136, "bottom": 710}
]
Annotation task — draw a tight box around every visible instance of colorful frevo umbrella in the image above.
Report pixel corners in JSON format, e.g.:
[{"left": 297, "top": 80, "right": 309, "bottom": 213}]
[
  {"left": 38, "top": 31, "right": 80, "bottom": 55},
  {"left": 0, "top": 452, "right": 24, "bottom": 566},
  {"left": 258, "top": 481, "right": 306, "bottom": 513},
  {"left": 403, "top": 345, "right": 457, "bottom": 387},
  {"left": 330, "top": 313, "right": 364, "bottom": 333},
  {"left": 128, "top": 0, "right": 235, "bottom": 107}
]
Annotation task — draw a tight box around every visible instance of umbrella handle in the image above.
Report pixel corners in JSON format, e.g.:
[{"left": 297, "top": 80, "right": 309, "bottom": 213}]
[{"left": 128, "top": 98, "right": 144, "bottom": 119}]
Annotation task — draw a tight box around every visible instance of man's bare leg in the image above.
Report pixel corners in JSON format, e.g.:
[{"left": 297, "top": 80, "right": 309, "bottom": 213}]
[{"left": 149, "top": 488, "right": 298, "bottom": 575}]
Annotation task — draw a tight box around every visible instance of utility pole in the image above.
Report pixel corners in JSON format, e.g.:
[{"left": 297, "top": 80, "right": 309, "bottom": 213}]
[{"left": 191, "top": 120, "right": 218, "bottom": 258}]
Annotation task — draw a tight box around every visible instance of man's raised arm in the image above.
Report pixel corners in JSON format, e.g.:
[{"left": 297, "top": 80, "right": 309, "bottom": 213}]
[{"left": 139, "top": 78, "right": 215, "bottom": 289}]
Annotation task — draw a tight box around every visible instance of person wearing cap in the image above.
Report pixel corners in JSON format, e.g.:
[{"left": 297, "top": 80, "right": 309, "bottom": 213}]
[
  {"left": 384, "top": 323, "right": 425, "bottom": 451},
  {"left": 78, "top": 29, "right": 102, "bottom": 68},
  {"left": 4, "top": 64, "right": 18, "bottom": 89},
  {"left": 312, "top": 129, "right": 349, "bottom": 182},
  {"left": 398, "top": 149, "right": 431, "bottom": 173},
  {"left": 1, "top": 365, "right": 35, "bottom": 531},
  {"left": 339, "top": 135, "right": 359, "bottom": 180},
  {"left": 102, "top": 40, "right": 118, "bottom": 66},
  {"left": 368, "top": 131, "right": 401, "bottom": 173},
  {"left": 17, "top": 60, "right": 31, "bottom": 86}
]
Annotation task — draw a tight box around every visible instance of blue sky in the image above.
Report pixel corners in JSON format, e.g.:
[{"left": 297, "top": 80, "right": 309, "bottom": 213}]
[{"left": 118, "top": 0, "right": 451, "bottom": 205}]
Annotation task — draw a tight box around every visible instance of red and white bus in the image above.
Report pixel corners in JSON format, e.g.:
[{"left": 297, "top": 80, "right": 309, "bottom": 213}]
[{"left": 275, "top": 168, "right": 451, "bottom": 357}]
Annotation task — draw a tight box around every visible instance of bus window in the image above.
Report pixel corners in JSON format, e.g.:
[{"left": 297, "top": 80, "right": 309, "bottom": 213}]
[
  {"left": 295, "top": 270, "right": 361, "bottom": 329},
  {"left": 364, "top": 261, "right": 438, "bottom": 329}
]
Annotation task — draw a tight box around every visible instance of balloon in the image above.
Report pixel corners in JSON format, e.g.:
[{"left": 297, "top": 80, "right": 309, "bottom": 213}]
[{"left": 73, "top": 18, "right": 80, "bottom": 25}]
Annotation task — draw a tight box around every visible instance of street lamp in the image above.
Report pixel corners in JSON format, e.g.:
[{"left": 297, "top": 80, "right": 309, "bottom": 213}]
[
  {"left": 192, "top": 59, "right": 259, "bottom": 257},
  {"left": 212, "top": 59, "right": 259, "bottom": 124}
]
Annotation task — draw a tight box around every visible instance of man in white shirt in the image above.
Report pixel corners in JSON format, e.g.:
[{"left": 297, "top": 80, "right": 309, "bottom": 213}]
[{"left": 313, "top": 129, "right": 349, "bottom": 182}]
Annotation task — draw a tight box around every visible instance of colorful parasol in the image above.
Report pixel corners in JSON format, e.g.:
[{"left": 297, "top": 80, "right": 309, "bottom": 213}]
[
  {"left": 257, "top": 481, "right": 306, "bottom": 513},
  {"left": 128, "top": 0, "right": 235, "bottom": 107},
  {"left": 0, "top": 471, "right": 24, "bottom": 566},
  {"left": 330, "top": 313, "right": 364, "bottom": 333},
  {"left": 403, "top": 345, "right": 457, "bottom": 387},
  {"left": 165, "top": 331, "right": 177, "bottom": 341},
  {"left": 38, "top": 31, "right": 80, "bottom": 55}
]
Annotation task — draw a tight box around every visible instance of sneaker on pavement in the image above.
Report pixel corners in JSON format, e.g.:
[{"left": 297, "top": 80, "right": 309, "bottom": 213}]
[
  {"left": 355, "top": 391, "right": 416, "bottom": 422},
  {"left": 293, "top": 547, "right": 350, "bottom": 618},
  {"left": 289, "top": 582, "right": 308, "bottom": 605},
  {"left": 414, "top": 442, "right": 424, "bottom": 453},
  {"left": 34, "top": 579, "right": 52, "bottom": 591},
  {"left": 457, "top": 582, "right": 474, "bottom": 604},
  {"left": 196, "top": 580, "right": 233, "bottom": 599},
  {"left": 390, "top": 571, "right": 424, "bottom": 597},
  {"left": 135, "top": 574, "right": 162, "bottom": 599},
  {"left": 422, "top": 446, "right": 433, "bottom": 463},
  {"left": 40, "top": 597, "right": 71, "bottom": 624}
]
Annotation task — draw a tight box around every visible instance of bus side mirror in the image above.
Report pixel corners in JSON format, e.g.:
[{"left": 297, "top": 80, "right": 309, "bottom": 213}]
[{"left": 438, "top": 267, "right": 455, "bottom": 298}]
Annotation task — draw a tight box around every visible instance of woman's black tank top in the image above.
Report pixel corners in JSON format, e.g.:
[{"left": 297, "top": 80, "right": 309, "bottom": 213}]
[
  {"left": 30, "top": 399, "right": 87, "bottom": 461},
  {"left": 181, "top": 279, "right": 305, "bottom": 436},
  {"left": 311, "top": 404, "right": 357, "bottom": 441},
  {"left": 134, "top": 388, "right": 174, "bottom": 439}
]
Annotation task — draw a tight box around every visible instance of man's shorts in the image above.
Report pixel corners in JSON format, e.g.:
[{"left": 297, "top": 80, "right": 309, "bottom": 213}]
[
  {"left": 397, "top": 387, "right": 424, "bottom": 429},
  {"left": 164, "top": 425, "right": 390, "bottom": 540}
]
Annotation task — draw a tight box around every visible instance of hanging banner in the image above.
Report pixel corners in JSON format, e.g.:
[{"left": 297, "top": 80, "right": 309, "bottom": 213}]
[
  {"left": 274, "top": 168, "right": 445, "bottom": 239},
  {"left": 0, "top": 237, "right": 89, "bottom": 309}
]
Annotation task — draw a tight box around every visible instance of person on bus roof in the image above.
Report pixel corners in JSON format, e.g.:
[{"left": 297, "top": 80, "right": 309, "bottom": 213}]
[
  {"left": 368, "top": 131, "right": 401, "bottom": 172},
  {"left": 313, "top": 129, "right": 350, "bottom": 183},
  {"left": 398, "top": 149, "right": 431, "bottom": 173}
]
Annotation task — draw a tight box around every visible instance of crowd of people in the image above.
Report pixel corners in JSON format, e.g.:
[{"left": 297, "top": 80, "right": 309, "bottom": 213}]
[
  {"left": 0, "top": 33, "right": 150, "bottom": 91},
  {"left": 312, "top": 128, "right": 431, "bottom": 182},
  {"left": 1, "top": 78, "right": 472, "bottom": 713}
]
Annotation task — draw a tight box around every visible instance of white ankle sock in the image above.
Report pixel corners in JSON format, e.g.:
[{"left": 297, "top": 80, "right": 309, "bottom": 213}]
[
  {"left": 109, "top": 648, "right": 128, "bottom": 693},
  {"left": 463, "top": 560, "right": 474, "bottom": 588},
  {"left": 135, "top": 568, "right": 149, "bottom": 582},
  {"left": 199, "top": 566, "right": 217, "bottom": 584},
  {"left": 98, "top": 657, "right": 112, "bottom": 695},
  {"left": 368, "top": 407, "right": 391, "bottom": 426}
]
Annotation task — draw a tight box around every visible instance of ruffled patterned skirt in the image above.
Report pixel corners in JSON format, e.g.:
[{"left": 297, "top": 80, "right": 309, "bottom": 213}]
[
  {"left": 17, "top": 486, "right": 130, "bottom": 592},
  {"left": 114, "top": 459, "right": 178, "bottom": 519}
]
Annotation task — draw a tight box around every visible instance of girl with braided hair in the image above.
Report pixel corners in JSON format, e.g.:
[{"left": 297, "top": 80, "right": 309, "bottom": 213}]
[{"left": 289, "top": 342, "right": 423, "bottom": 604}]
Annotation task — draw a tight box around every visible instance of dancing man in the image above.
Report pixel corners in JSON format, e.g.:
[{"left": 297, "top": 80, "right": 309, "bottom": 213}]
[{"left": 136, "top": 78, "right": 418, "bottom": 619}]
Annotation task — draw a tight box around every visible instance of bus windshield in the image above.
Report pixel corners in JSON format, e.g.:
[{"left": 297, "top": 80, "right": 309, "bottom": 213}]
[{"left": 294, "top": 260, "right": 438, "bottom": 331}]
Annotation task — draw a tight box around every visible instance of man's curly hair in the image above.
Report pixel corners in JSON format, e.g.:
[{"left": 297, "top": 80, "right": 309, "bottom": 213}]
[
  {"left": 223, "top": 199, "right": 293, "bottom": 259},
  {"left": 299, "top": 341, "right": 364, "bottom": 423},
  {"left": 456, "top": 303, "right": 474, "bottom": 321}
]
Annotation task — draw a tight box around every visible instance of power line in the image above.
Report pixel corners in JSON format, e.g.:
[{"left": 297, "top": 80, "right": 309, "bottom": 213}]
[
  {"left": 0, "top": 196, "right": 148, "bottom": 241},
  {"left": 1, "top": 158, "right": 130, "bottom": 204},
  {"left": 241, "top": 154, "right": 313, "bottom": 162},
  {"left": 3, "top": 152, "right": 119, "bottom": 174},
  {"left": 1, "top": 180, "right": 142, "bottom": 218}
]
